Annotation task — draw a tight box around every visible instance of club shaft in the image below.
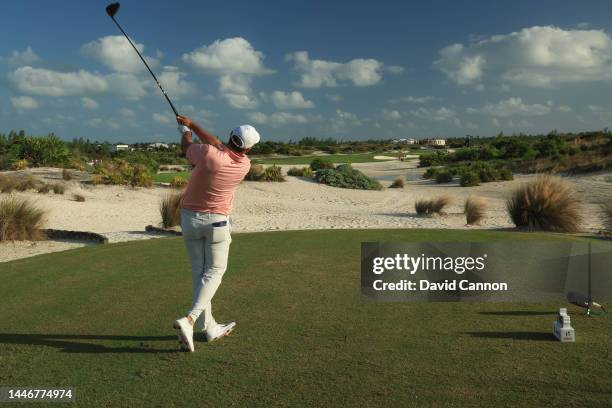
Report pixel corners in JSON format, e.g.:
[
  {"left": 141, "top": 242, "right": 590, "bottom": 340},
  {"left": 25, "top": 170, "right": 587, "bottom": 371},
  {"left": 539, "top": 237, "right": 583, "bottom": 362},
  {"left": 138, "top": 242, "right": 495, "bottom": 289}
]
[{"left": 110, "top": 16, "right": 179, "bottom": 117}]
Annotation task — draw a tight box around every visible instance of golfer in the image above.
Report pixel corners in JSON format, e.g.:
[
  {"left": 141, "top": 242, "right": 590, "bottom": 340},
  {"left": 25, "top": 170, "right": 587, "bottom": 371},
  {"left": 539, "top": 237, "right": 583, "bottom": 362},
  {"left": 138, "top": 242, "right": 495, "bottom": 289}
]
[{"left": 173, "top": 114, "right": 260, "bottom": 352}]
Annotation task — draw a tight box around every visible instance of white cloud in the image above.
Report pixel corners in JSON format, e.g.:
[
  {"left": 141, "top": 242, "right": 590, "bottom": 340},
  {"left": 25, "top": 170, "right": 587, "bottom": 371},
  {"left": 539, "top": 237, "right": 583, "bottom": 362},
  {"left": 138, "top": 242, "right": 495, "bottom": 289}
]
[
  {"left": 82, "top": 36, "right": 159, "bottom": 74},
  {"left": 6, "top": 46, "right": 41, "bottom": 65},
  {"left": 411, "top": 107, "right": 456, "bottom": 121},
  {"left": 81, "top": 97, "right": 99, "bottom": 110},
  {"left": 469, "top": 97, "right": 551, "bottom": 117},
  {"left": 558, "top": 105, "right": 572, "bottom": 112},
  {"left": 157, "top": 68, "right": 194, "bottom": 98},
  {"left": 152, "top": 112, "right": 172, "bottom": 124},
  {"left": 269, "top": 91, "right": 314, "bottom": 109},
  {"left": 87, "top": 118, "right": 103, "bottom": 128},
  {"left": 326, "top": 94, "right": 344, "bottom": 102},
  {"left": 435, "top": 26, "right": 612, "bottom": 87},
  {"left": 121, "top": 108, "right": 135, "bottom": 117},
  {"left": 389, "top": 96, "right": 439, "bottom": 104},
  {"left": 106, "top": 72, "right": 149, "bottom": 100},
  {"left": 382, "top": 109, "right": 401, "bottom": 119},
  {"left": 286, "top": 51, "right": 397, "bottom": 88},
  {"left": 247, "top": 111, "right": 308, "bottom": 127},
  {"left": 183, "top": 37, "right": 272, "bottom": 109},
  {"left": 11, "top": 95, "right": 38, "bottom": 110},
  {"left": 183, "top": 37, "right": 271, "bottom": 75},
  {"left": 330, "top": 109, "right": 361, "bottom": 132},
  {"left": 8, "top": 66, "right": 108, "bottom": 96}
]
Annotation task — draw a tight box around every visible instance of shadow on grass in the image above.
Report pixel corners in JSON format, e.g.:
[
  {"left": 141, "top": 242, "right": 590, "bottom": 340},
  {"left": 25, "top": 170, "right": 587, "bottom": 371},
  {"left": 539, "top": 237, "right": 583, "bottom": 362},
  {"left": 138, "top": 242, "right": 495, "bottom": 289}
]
[
  {"left": 479, "top": 311, "right": 557, "bottom": 316},
  {"left": 0, "top": 333, "right": 180, "bottom": 354},
  {"left": 464, "top": 331, "right": 556, "bottom": 341}
]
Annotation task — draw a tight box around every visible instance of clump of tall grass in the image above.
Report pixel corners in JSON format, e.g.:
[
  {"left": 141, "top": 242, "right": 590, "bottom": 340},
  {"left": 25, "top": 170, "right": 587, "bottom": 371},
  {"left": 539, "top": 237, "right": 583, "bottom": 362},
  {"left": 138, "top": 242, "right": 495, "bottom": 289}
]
[
  {"left": 0, "top": 196, "right": 46, "bottom": 241},
  {"left": 73, "top": 194, "right": 86, "bottom": 202},
  {"left": 245, "top": 164, "right": 286, "bottom": 182},
  {"left": 170, "top": 176, "right": 188, "bottom": 188},
  {"left": 464, "top": 196, "right": 486, "bottom": 225},
  {"left": 62, "top": 169, "right": 72, "bottom": 181},
  {"left": 93, "top": 160, "right": 153, "bottom": 187},
  {"left": 244, "top": 164, "right": 265, "bottom": 181},
  {"left": 160, "top": 192, "right": 183, "bottom": 228},
  {"left": 389, "top": 177, "right": 405, "bottom": 188},
  {"left": 506, "top": 176, "right": 581, "bottom": 232},
  {"left": 51, "top": 183, "right": 65, "bottom": 194},
  {"left": 287, "top": 167, "right": 314, "bottom": 178},
  {"left": 415, "top": 196, "right": 452, "bottom": 215},
  {"left": 15, "top": 176, "right": 37, "bottom": 192},
  {"left": 37, "top": 184, "right": 50, "bottom": 194},
  {"left": 601, "top": 202, "right": 612, "bottom": 230},
  {"left": 0, "top": 174, "right": 17, "bottom": 193}
]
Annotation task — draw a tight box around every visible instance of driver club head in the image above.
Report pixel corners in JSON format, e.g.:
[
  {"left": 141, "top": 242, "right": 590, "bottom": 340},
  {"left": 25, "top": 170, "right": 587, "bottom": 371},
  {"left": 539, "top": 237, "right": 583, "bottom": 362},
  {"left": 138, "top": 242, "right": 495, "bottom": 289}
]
[{"left": 106, "top": 2, "right": 120, "bottom": 18}]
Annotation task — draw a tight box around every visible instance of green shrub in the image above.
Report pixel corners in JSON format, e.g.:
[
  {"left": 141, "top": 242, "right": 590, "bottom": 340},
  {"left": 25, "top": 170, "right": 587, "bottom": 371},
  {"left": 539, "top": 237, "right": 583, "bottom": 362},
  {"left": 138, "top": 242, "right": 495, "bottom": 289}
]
[
  {"left": 310, "top": 157, "right": 335, "bottom": 171},
  {"left": 315, "top": 164, "right": 382, "bottom": 190},
  {"left": 262, "top": 165, "right": 286, "bottom": 182},
  {"left": 93, "top": 160, "right": 153, "bottom": 187},
  {"left": 460, "top": 171, "right": 480, "bottom": 187},
  {"left": 499, "top": 168, "right": 514, "bottom": 181},
  {"left": 0, "top": 196, "right": 46, "bottom": 241},
  {"left": 131, "top": 164, "right": 153, "bottom": 187},
  {"left": 423, "top": 167, "right": 440, "bottom": 179},
  {"left": 435, "top": 170, "right": 453, "bottom": 184},
  {"left": 506, "top": 176, "right": 581, "bottom": 232},
  {"left": 418, "top": 151, "right": 450, "bottom": 167},
  {"left": 160, "top": 192, "right": 183, "bottom": 228}
]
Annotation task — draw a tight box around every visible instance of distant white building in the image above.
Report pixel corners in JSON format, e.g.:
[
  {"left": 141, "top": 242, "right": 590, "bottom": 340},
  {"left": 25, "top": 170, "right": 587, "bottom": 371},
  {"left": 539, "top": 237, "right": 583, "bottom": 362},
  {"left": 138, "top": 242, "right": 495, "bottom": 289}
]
[
  {"left": 148, "top": 142, "right": 169, "bottom": 149},
  {"left": 392, "top": 138, "right": 417, "bottom": 145},
  {"left": 112, "top": 144, "right": 129, "bottom": 152},
  {"left": 421, "top": 138, "right": 446, "bottom": 146}
]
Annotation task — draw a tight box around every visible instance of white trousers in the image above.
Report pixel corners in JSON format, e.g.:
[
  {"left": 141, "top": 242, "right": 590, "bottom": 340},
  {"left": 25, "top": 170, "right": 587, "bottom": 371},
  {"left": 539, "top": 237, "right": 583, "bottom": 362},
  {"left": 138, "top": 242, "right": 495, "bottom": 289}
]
[{"left": 181, "top": 209, "right": 232, "bottom": 332}]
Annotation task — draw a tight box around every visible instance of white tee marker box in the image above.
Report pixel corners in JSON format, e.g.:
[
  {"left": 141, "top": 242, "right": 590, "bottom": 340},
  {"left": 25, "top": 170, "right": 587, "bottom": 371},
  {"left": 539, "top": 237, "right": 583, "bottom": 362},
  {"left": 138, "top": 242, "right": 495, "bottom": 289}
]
[{"left": 553, "top": 308, "right": 575, "bottom": 342}]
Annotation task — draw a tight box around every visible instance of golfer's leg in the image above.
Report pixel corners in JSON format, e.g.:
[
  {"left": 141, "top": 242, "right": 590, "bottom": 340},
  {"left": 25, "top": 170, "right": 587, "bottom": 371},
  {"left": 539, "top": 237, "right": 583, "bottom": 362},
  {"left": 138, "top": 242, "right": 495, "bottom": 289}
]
[
  {"left": 181, "top": 210, "right": 206, "bottom": 322},
  {"left": 189, "top": 221, "right": 231, "bottom": 330}
]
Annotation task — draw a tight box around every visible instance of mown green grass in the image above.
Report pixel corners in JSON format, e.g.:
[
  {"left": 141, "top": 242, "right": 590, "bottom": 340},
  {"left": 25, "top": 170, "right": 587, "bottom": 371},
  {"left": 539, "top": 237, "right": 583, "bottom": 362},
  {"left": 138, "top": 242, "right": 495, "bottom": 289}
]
[
  {"left": 0, "top": 229, "right": 610, "bottom": 407},
  {"left": 153, "top": 171, "right": 191, "bottom": 183}
]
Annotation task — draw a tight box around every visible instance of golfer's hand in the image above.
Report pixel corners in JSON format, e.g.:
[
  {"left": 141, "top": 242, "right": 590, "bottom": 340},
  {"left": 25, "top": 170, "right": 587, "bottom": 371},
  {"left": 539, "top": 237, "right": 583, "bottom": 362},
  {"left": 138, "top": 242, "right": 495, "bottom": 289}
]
[{"left": 176, "top": 115, "right": 193, "bottom": 128}]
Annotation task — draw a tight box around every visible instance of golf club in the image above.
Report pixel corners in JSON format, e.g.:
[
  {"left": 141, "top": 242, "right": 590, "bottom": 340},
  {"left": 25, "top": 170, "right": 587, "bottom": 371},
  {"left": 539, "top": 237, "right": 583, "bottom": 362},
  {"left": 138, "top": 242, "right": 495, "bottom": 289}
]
[{"left": 105, "top": 2, "right": 179, "bottom": 118}]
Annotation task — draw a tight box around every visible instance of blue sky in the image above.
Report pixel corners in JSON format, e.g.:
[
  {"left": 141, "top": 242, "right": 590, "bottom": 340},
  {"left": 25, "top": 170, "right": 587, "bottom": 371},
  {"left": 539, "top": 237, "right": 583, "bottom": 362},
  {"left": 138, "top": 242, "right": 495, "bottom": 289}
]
[{"left": 2, "top": 0, "right": 612, "bottom": 142}]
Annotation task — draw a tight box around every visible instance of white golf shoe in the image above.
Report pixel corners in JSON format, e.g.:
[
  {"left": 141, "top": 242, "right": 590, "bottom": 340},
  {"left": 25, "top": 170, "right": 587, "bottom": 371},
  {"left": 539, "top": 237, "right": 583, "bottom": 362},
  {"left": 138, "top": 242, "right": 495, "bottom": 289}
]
[
  {"left": 173, "top": 317, "right": 195, "bottom": 352},
  {"left": 205, "top": 322, "right": 236, "bottom": 342}
]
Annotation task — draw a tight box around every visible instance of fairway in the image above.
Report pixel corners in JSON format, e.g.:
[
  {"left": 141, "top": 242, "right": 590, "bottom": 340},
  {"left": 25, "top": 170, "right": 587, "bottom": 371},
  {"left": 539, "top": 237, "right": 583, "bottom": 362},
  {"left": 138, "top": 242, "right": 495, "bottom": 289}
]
[
  {"left": 1, "top": 229, "right": 611, "bottom": 406},
  {"left": 251, "top": 152, "right": 409, "bottom": 165},
  {"left": 153, "top": 171, "right": 192, "bottom": 183}
]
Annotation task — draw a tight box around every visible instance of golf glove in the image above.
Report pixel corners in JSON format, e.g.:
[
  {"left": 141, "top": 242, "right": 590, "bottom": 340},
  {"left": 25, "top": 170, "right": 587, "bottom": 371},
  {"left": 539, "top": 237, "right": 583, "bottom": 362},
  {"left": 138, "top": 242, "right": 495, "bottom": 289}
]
[{"left": 178, "top": 125, "right": 191, "bottom": 135}]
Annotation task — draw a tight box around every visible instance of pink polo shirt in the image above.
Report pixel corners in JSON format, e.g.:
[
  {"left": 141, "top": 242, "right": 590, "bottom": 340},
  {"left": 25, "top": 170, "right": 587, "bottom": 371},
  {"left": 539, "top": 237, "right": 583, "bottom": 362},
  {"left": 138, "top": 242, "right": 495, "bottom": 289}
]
[{"left": 181, "top": 143, "right": 251, "bottom": 215}]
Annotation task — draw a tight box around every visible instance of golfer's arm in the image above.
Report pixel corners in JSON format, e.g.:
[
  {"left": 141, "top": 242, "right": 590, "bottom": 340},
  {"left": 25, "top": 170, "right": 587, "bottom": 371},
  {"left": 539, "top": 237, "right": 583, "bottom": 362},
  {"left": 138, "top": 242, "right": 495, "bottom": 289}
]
[
  {"left": 190, "top": 122, "right": 222, "bottom": 148},
  {"left": 181, "top": 131, "right": 194, "bottom": 155}
]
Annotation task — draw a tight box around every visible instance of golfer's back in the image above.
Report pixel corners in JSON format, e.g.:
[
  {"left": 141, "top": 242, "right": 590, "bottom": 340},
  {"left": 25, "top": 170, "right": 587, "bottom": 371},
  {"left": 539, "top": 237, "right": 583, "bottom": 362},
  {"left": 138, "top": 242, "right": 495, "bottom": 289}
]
[{"left": 181, "top": 144, "right": 250, "bottom": 215}]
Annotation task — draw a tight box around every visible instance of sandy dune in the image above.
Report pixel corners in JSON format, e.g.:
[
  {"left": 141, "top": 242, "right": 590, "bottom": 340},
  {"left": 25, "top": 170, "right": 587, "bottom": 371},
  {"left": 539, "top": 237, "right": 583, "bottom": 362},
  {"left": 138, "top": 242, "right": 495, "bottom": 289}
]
[{"left": 1, "top": 161, "right": 610, "bottom": 262}]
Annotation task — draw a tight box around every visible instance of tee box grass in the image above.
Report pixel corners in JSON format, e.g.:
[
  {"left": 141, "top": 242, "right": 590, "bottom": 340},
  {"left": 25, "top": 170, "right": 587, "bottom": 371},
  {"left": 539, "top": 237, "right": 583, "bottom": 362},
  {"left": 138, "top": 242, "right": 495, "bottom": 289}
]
[{"left": 0, "top": 229, "right": 610, "bottom": 406}]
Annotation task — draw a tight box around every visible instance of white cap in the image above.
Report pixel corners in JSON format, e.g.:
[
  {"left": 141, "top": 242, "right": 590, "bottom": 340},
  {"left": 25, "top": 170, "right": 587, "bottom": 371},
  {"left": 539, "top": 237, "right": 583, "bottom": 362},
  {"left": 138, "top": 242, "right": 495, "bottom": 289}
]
[{"left": 230, "top": 124, "right": 260, "bottom": 149}]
